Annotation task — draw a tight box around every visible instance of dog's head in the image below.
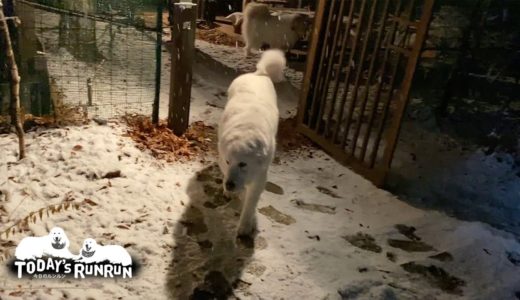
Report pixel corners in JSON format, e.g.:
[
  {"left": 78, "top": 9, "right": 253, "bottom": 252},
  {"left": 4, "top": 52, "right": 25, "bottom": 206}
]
[
  {"left": 81, "top": 238, "right": 98, "bottom": 258},
  {"left": 48, "top": 227, "right": 70, "bottom": 250},
  {"left": 222, "top": 138, "right": 268, "bottom": 193}
]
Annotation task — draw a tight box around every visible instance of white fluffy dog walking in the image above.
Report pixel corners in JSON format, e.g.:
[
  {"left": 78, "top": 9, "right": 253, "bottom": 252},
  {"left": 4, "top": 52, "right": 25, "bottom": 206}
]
[
  {"left": 218, "top": 50, "right": 286, "bottom": 237},
  {"left": 242, "top": 3, "right": 309, "bottom": 57}
]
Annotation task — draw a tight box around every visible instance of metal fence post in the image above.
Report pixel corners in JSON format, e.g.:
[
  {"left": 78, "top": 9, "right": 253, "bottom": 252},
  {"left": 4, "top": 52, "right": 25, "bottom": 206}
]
[{"left": 167, "top": 1, "right": 196, "bottom": 135}]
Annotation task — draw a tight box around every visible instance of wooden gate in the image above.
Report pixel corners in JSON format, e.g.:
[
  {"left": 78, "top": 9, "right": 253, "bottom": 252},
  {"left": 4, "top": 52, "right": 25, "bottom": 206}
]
[{"left": 297, "top": 0, "right": 435, "bottom": 186}]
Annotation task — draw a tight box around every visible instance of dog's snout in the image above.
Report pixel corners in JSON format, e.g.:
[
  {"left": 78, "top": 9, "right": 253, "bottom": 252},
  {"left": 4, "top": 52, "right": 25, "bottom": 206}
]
[
  {"left": 225, "top": 180, "right": 235, "bottom": 191},
  {"left": 54, "top": 237, "right": 60, "bottom": 242}
]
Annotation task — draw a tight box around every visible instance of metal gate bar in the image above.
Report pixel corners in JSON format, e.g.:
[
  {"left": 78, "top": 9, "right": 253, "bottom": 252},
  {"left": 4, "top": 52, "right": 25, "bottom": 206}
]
[{"left": 297, "top": 0, "right": 435, "bottom": 186}]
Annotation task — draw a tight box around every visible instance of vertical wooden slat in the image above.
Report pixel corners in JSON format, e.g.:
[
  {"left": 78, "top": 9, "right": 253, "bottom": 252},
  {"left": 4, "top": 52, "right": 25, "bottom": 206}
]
[
  {"left": 349, "top": 0, "right": 391, "bottom": 159},
  {"left": 380, "top": 0, "right": 435, "bottom": 170},
  {"left": 324, "top": 0, "right": 357, "bottom": 136},
  {"left": 331, "top": 0, "right": 368, "bottom": 143},
  {"left": 296, "top": 0, "right": 328, "bottom": 126},
  {"left": 307, "top": 1, "right": 337, "bottom": 128},
  {"left": 360, "top": 0, "right": 403, "bottom": 162},
  {"left": 369, "top": 0, "right": 418, "bottom": 167},
  {"left": 313, "top": 0, "right": 348, "bottom": 132},
  {"left": 340, "top": 0, "right": 379, "bottom": 151}
]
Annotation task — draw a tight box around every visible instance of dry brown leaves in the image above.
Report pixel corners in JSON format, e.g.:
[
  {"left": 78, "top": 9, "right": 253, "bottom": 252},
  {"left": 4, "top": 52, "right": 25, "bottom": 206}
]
[
  {"left": 196, "top": 24, "right": 244, "bottom": 47},
  {"left": 123, "top": 115, "right": 217, "bottom": 162}
]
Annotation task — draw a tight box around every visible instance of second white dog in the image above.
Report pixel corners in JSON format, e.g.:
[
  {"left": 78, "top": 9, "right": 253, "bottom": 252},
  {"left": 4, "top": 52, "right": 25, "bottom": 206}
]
[
  {"left": 77, "top": 238, "right": 132, "bottom": 266},
  {"left": 218, "top": 50, "right": 286, "bottom": 237},
  {"left": 242, "top": 3, "right": 309, "bottom": 56}
]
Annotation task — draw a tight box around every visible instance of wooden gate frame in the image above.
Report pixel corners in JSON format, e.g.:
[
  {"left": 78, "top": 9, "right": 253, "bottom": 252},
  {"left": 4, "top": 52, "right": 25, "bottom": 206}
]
[{"left": 297, "top": 0, "right": 435, "bottom": 187}]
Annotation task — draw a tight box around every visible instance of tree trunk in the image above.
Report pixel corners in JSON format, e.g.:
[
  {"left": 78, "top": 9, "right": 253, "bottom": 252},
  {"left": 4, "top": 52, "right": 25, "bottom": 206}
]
[{"left": 0, "top": 0, "right": 26, "bottom": 159}]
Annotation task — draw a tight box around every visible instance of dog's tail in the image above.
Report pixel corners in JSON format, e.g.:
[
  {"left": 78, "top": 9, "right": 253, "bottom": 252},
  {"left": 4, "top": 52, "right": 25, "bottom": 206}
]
[{"left": 255, "top": 49, "right": 286, "bottom": 83}]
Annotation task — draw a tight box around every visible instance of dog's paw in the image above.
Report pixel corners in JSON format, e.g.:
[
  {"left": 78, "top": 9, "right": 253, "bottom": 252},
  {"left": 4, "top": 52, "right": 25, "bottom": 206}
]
[{"left": 237, "top": 218, "right": 257, "bottom": 238}]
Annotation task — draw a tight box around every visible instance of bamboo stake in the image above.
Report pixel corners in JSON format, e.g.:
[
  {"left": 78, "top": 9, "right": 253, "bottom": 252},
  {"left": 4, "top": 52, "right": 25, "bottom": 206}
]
[{"left": 0, "top": 0, "right": 25, "bottom": 159}]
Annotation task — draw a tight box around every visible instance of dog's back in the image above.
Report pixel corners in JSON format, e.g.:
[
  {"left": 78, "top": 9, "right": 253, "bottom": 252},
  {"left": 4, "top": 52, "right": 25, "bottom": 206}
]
[
  {"left": 219, "top": 50, "right": 286, "bottom": 169},
  {"left": 242, "top": 4, "right": 303, "bottom": 54}
]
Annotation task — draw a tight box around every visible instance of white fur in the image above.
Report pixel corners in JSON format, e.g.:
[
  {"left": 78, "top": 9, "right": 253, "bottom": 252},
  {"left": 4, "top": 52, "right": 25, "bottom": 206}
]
[
  {"left": 15, "top": 227, "right": 76, "bottom": 260},
  {"left": 77, "top": 238, "right": 132, "bottom": 266},
  {"left": 218, "top": 50, "right": 286, "bottom": 237},
  {"left": 242, "top": 3, "right": 309, "bottom": 56},
  {"left": 225, "top": 12, "right": 243, "bottom": 27}
]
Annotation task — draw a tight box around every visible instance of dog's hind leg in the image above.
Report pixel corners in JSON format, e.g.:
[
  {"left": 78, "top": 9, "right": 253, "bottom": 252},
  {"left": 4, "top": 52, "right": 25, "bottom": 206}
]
[{"left": 237, "top": 171, "right": 267, "bottom": 237}]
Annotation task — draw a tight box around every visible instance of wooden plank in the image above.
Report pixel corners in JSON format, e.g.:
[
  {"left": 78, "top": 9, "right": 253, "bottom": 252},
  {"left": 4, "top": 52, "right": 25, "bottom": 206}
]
[
  {"left": 324, "top": 0, "right": 356, "bottom": 136},
  {"left": 349, "top": 0, "right": 391, "bottom": 159},
  {"left": 340, "top": 0, "right": 379, "bottom": 150},
  {"left": 167, "top": 2, "right": 197, "bottom": 135},
  {"left": 314, "top": 0, "right": 348, "bottom": 132},
  {"left": 296, "top": 0, "right": 328, "bottom": 126},
  {"left": 360, "top": 0, "right": 403, "bottom": 162},
  {"left": 380, "top": 0, "right": 435, "bottom": 172},
  {"left": 308, "top": 0, "right": 337, "bottom": 128},
  {"left": 331, "top": 0, "right": 368, "bottom": 143}
]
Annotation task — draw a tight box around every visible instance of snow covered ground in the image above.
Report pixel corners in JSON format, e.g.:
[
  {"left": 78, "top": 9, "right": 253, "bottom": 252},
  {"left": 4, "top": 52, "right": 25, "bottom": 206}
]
[
  {"left": 1, "top": 48, "right": 520, "bottom": 299},
  {"left": 1, "top": 113, "right": 520, "bottom": 300},
  {"left": 1, "top": 6, "right": 519, "bottom": 299}
]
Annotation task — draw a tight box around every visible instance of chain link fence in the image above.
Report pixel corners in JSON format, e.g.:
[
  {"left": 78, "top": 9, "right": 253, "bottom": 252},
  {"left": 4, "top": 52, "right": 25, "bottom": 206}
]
[{"left": 0, "top": 0, "right": 163, "bottom": 129}]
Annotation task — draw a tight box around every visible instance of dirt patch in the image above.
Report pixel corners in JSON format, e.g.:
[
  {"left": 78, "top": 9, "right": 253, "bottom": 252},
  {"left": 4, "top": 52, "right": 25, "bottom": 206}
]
[
  {"left": 395, "top": 224, "right": 421, "bottom": 241},
  {"left": 387, "top": 239, "right": 435, "bottom": 252},
  {"left": 316, "top": 186, "right": 342, "bottom": 199},
  {"left": 343, "top": 233, "right": 382, "bottom": 253},
  {"left": 265, "top": 181, "right": 284, "bottom": 195},
  {"left": 191, "top": 270, "right": 233, "bottom": 299},
  {"left": 401, "top": 262, "right": 466, "bottom": 295},
  {"left": 178, "top": 206, "right": 208, "bottom": 237},
  {"left": 429, "top": 252, "right": 454, "bottom": 262},
  {"left": 277, "top": 117, "right": 314, "bottom": 152},
  {"left": 258, "top": 205, "right": 296, "bottom": 225},
  {"left": 290, "top": 199, "right": 336, "bottom": 214},
  {"left": 0, "top": 111, "right": 88, "bottom": 134},
  {"left": 386, "top": 252, "right": 397, "bottom": 262},
  {"left": 246, "top": 262, "right": 267, "bottom": 277},
  {"left": 123, "top": 115, "right": 216, "bottom": 162},
  {"left": 507, "top": 251, "right": 520, "bottom": 266},
  {"left": 196, "top": 24, "right": 244, "bottom": 47},
  {"left": 202, "top": 184, "right": 232, "bottom": 208}
]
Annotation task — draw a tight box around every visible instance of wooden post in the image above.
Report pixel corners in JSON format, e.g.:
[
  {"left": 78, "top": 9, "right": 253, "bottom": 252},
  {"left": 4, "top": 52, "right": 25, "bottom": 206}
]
[
  {"left": 0, "top": 0, "right": 25, "bottom": 159},
  {"left": 152, "top": 0, "right": 163, "bottom": 124},
  {"left": 167, "top": 1, "right": 196, "bottom": 136}
]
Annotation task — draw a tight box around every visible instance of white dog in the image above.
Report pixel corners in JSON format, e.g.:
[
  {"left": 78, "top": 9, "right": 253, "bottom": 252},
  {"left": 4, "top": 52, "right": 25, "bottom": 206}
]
[
  {"left": 218, "top": 50, "right": 286, "bottom": 237},
  {"left": 242, "top": 3, "right": 310, "bottom": 57},
  {"left": 15, "top": 227, "right": 77, "bottom": 260},
  {"left": 77, "top": 238, "right": 132, "bottom": 266}
]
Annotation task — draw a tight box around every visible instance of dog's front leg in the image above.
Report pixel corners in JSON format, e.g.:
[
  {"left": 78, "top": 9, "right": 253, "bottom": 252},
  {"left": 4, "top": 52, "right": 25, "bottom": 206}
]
[{"left": 237, "top": 172, "right": 267, "bottom": 237}]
